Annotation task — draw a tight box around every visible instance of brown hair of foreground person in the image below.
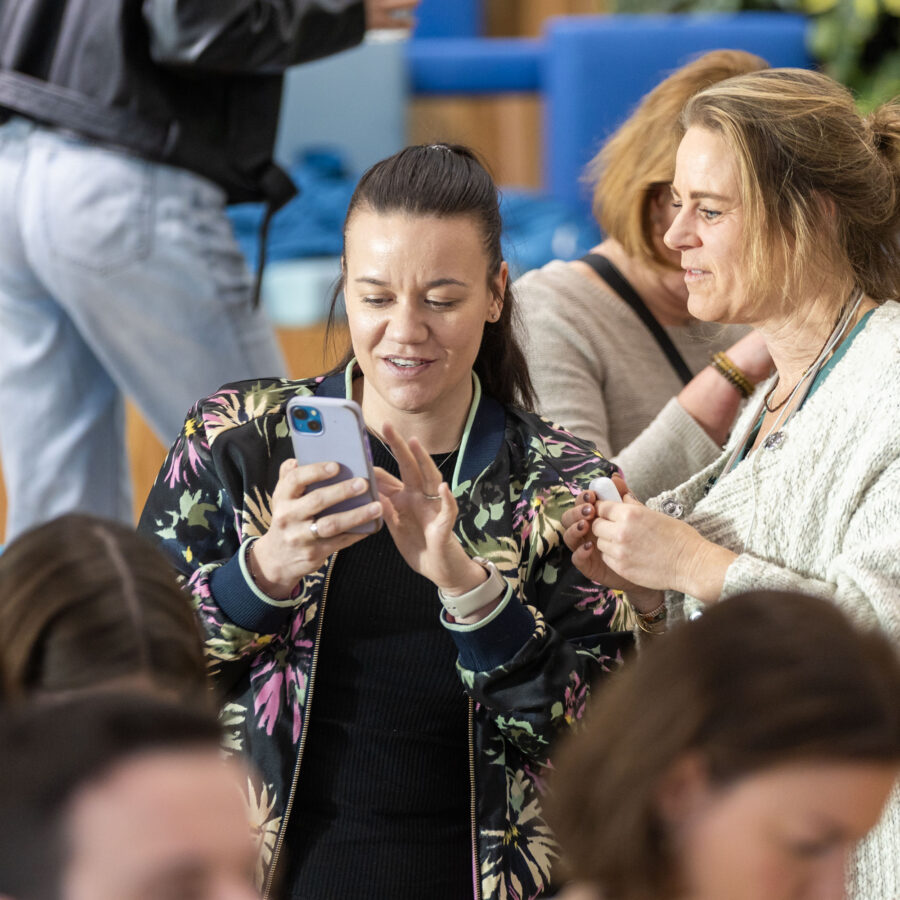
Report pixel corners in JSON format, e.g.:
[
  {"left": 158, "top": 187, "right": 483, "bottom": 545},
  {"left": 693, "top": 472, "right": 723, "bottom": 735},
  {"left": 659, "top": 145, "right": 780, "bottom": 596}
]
[
  {"left": 0, "top": 513, "right": 208, "bottom": 705},
  {"left": 0, "top": 692, "right": 258, "bottom": 900},
  {"left": 587, "top": 49, "right": 768, "bottom": 271},
  {"left": 546, "top": 591, "right": 900, "bottom": 900}
]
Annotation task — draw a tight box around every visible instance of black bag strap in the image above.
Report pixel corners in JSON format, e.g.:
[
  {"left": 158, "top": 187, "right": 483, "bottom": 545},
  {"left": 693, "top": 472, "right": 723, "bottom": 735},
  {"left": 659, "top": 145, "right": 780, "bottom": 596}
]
[{"left": 581, "top": 253, "right": 693, "bottom": 386}]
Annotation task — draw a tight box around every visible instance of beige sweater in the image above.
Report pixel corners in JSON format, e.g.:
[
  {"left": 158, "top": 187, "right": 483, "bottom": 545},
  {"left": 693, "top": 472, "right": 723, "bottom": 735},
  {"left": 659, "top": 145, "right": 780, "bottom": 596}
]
[
  {"left": 649, "top": 301, "right": 900, "bottom": 899},
  {"left": 516, "top": 260, "right": 745, "bottom": 499}
]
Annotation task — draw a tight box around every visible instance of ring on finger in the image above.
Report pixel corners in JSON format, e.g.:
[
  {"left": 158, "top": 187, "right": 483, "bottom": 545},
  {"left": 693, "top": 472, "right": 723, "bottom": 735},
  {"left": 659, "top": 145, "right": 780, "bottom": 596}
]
[
  {"left": 422, "top": 491, "right": 441, "bottom": 501},
  {"left": 309, "top": 521, "right": 321, "bottom": 539}
]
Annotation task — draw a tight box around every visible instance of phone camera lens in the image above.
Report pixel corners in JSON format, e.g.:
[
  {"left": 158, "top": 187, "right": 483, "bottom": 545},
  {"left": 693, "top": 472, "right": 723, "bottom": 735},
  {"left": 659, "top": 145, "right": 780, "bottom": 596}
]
[
  {"left": 309, "top": 420, "right": 322, "bottom": 433},
  {"left": 293, "top": 408, "right": 309, "bottom": 421}
]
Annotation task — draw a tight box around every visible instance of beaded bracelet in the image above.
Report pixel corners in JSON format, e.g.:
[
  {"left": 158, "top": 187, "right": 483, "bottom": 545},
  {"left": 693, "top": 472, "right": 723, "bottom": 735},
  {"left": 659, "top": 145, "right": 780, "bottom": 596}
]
[
  {"left": 710, "top": 351, "right": 754, "bottom": 399},
  {"left": 627, "top": 597, "right": 668, "bottom": 634}
]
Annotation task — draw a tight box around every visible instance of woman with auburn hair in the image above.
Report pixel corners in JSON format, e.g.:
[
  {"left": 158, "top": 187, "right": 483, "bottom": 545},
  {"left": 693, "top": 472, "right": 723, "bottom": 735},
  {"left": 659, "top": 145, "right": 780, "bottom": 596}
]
[
  {"left": 546, "top": 592, "right": 900, "bottom": 900},
  {"left": 0, "top": 513, "right": 209, "bottom": 705},
  {"left": 517, "top": 50, "right": 773, "bottom": 500},
  {"left": 563, "top": 68, "right": 900, "bottom": 897}
]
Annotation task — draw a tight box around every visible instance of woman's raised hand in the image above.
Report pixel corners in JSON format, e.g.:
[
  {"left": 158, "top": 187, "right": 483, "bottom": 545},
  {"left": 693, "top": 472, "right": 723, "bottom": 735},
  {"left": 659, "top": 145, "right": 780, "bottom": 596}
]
[
  {"left": 250, "top": 458, "right": 382, "bottom": 598},
  {"left": 375, "top": 422, "right": 490, "bottom": 600},
  {"left": 562, "top": 484, "right": 641, "bottom": 594},
  {"left": 564, "top": 486, "right": 736, "bottom": 605}
]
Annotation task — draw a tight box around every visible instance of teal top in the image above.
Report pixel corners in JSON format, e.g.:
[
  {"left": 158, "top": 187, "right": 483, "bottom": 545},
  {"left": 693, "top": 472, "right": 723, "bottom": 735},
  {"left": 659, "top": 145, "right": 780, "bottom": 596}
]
[{"left": 729, "top": 308, "right": 875, "bottom": 473}]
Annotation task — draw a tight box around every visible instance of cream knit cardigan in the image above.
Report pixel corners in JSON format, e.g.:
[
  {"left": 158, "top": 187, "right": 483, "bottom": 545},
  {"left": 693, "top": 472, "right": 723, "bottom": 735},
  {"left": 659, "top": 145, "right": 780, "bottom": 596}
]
[{"left": 648, "top": 301, "right": 900, "bottom": 899}]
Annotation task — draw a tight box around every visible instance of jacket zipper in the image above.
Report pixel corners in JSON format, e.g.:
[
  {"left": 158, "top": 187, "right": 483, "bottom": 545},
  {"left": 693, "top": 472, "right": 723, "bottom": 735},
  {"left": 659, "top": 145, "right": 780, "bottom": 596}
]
[
  {"left": 468, "top": 697, "right": 482, "bottom": 900},
  {"left": 262, "top": 553, "right": 337, "bottom": 900}
]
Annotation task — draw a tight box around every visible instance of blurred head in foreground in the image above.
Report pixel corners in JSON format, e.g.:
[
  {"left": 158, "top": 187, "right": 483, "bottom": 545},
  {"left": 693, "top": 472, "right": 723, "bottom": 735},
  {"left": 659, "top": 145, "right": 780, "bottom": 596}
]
[
  {"left": 547, "top": 592, "right": 900, "bottom": 900},
  {"left": 0, "top": 693, "right": 258, "bottom": 900},
  {"left": 0, "top": 513, "right": 208, "bottom": 706}
]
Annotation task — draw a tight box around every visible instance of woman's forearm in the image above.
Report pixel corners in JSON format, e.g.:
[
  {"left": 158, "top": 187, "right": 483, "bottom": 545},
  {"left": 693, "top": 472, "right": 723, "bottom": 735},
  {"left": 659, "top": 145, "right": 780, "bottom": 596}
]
[
  {"left": 676, "top": 539, "right": 737, "bottom": 604},
  {"left": 676, "top": 365, "right": 745, "bottom": 447},
  {"left": 678, "top": 331, "right": 773, "bottom": 446}
]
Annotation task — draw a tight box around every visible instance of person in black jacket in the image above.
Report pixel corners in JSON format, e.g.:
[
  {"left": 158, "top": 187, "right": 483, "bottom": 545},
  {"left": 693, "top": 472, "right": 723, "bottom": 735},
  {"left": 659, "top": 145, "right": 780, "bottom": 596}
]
[{"left": 0, "top": 0, "right": 416, "bottom": 541}]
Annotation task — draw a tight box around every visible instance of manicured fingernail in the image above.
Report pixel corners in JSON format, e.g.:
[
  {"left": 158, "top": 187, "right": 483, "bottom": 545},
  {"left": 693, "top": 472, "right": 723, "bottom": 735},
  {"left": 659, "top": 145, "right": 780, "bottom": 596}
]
[
  {"left": 576, "top": 520, "right": 586, "bottom": 532},
  {"left": 582, "top": 541, "right": 593, "bottom": 551},
  {"left": 352, "top": 478, "right": 366, "bottom": 492},
  {"left": 325, "top": 462, "right": 338, "bottom": 475},
  {"left": 581, "top": 505, "right": 592, "bottom": 516},
  {"left": 579, "top": 492, "right": 590, "bottom": 503}
]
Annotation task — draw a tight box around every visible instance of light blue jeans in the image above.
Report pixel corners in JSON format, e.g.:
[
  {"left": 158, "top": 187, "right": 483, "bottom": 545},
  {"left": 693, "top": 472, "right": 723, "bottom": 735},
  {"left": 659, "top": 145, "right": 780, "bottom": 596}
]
[{"left": 0, "top": 118, "right": 287, "bottom": 540}]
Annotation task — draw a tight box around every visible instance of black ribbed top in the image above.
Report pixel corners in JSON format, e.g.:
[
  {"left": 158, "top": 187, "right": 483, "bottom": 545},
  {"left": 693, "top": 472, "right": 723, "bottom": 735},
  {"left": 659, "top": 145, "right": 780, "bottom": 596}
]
[{"left": 283, "top": 441, "right": 471, "bottom": 899}]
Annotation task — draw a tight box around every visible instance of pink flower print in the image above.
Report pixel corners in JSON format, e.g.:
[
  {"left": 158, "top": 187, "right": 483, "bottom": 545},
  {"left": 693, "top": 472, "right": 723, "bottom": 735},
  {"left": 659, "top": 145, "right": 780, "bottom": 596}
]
[{"left": 252, "top": 659, "right": 284, "bottom": 736}]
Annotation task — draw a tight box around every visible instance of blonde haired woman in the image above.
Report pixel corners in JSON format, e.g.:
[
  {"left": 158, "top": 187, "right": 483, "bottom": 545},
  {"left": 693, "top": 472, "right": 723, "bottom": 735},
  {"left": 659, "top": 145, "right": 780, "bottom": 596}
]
[
  {"left": 564, "top": 68, "right": 900, "bottom": 898},
  {"left": 517, "top": 51, "right": 773, "bottom": 500}
]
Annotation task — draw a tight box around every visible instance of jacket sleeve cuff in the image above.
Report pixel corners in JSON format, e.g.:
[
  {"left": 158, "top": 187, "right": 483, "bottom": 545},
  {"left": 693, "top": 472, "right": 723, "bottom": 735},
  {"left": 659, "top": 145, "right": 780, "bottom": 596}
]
[
  {"left": 209, "top": 540, "right": 299, "bottom": 634},
  {"left": 441, "top": 584, "right": 536, "bottom": 672}
]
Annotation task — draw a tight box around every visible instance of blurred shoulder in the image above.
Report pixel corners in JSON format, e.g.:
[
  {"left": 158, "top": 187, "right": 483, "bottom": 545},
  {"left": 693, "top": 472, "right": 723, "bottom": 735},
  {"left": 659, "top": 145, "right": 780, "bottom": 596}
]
[{"left": 515, "top": 259, "right": 613, "bottom": 311}]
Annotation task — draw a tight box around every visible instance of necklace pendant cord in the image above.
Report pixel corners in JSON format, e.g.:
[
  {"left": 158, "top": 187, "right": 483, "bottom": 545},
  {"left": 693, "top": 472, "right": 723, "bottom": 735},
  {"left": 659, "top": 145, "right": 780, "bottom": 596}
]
[
  {"left": 368, "top": 427, "right": 460, "bottom": 475},
  {"left": 724, "top": 289, "right": 865, "bottom": 474},
  {"left": 762, "top": 289, "right": 865, "bottom": 415}
]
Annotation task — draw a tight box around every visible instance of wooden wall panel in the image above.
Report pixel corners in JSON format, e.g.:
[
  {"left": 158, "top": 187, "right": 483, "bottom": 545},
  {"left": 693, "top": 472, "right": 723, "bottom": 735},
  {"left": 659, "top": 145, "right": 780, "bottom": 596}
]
[
  {"left": 488, "top": 0, "right": 607, "bottom": 37},
  {"left": 409, "top": 94, "right": 542, "bottom": 190}
]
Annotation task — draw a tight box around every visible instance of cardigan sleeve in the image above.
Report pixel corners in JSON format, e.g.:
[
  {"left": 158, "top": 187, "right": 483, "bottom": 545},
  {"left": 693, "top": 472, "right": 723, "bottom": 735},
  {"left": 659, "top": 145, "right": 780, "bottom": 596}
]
[
  {"left": 613, "top": 397, "right": 723, "bottom": 501},
  {"left": 711, "top": 455, "right": 900, "bottom": 641}
]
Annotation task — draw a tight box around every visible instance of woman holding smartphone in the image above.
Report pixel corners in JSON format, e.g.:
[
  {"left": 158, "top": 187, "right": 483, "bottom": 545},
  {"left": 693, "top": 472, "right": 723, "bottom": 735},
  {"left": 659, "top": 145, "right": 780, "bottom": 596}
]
[{"left": 139, "top": 144, "right": 633, "bottom": 900}]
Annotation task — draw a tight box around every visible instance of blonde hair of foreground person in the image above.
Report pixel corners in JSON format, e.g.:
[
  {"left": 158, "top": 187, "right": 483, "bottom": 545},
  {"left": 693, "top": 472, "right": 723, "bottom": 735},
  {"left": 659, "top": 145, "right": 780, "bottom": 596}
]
[
  {"left": 0, "top": 513, "right": 209, "bottom": 706},
  {"left": 546, "top": 592, "right": 900, "bottom": 900}
]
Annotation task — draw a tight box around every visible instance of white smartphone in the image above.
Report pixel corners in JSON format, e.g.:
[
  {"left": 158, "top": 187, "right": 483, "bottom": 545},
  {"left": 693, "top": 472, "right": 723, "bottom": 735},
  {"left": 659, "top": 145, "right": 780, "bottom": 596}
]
[
  {"left": 588, "top": 476, "right": 622, "bottom": 504},
  {"left": 286, "top": 396, "right": 381, "bottom": 534}
]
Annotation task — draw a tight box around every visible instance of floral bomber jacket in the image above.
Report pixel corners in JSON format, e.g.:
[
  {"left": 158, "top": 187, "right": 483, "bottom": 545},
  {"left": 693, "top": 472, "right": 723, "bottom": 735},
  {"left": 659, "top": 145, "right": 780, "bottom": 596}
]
[{"left": 138, "top": 366, "right": 635, "bottom": 900}]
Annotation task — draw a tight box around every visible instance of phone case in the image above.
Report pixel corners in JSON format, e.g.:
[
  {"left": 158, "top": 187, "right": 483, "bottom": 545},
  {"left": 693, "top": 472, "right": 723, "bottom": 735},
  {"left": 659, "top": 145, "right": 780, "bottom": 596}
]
[{"left": 286, "top": 396, "right": 380, "bottom": 534}]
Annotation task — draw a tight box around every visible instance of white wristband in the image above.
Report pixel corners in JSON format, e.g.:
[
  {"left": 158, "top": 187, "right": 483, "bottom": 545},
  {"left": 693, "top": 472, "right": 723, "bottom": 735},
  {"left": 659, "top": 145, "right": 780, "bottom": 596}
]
[{"left": 438, "top": 558, "right": 506, "bottom": 619}]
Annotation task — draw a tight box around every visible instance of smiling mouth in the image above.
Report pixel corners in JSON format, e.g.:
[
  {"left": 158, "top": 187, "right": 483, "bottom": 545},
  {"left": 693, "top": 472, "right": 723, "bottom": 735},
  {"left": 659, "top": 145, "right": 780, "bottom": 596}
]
[{"left": 384, "top": 356, "right": 432, "bottom": 370}]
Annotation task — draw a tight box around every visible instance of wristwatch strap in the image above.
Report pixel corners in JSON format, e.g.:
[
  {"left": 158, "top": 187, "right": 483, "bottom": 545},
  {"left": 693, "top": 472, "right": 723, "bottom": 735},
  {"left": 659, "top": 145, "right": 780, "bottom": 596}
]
[{"left": 438, "top": 557, "right": 506, "bottom": 618}]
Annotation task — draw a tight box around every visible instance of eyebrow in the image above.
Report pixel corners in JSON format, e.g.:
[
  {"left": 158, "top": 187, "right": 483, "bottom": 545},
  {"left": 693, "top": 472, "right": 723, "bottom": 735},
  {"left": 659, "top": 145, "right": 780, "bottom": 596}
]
[
  {"left": 670, "top": 187, "right": 733, "bottom": 203},
  {"left": 353, "top": 277, "right": 469, "bottom": 289}
]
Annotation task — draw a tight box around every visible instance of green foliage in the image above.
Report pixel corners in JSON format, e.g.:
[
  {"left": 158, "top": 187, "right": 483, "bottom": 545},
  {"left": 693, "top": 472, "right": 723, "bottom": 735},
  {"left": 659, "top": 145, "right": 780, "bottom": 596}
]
[{"left": 609, "top": 0, "right": 900, "bottom": 109}]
